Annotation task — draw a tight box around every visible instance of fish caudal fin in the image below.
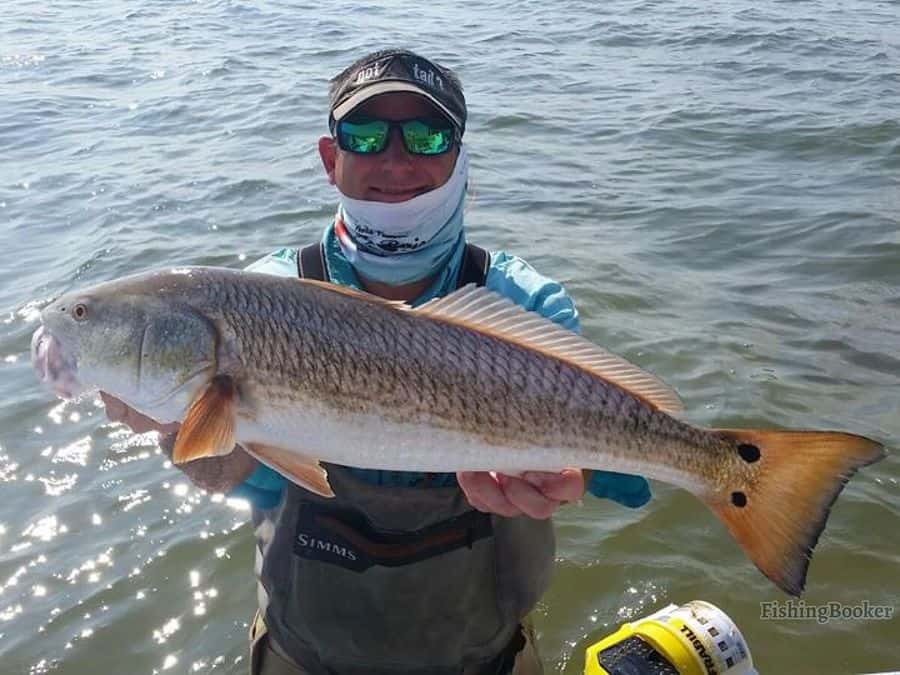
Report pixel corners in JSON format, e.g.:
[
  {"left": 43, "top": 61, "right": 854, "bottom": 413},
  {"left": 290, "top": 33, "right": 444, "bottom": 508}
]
[
  {"left": 705, "top": 429, "right": 885, "bottom": 596},
  {"left": 172, "top": 375, "right": 237, "bottom": 463}
]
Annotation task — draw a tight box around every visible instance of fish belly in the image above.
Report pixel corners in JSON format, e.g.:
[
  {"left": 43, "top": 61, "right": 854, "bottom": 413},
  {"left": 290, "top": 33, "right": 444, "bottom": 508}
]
[{"left": 232, "top": 398, "right": 710, "bottom": 488}]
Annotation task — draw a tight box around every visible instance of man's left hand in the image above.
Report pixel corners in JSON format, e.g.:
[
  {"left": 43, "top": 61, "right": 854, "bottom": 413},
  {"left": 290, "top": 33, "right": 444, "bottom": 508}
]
[{"left": 457, "top": 469, "right": 585, "bottom": 520}]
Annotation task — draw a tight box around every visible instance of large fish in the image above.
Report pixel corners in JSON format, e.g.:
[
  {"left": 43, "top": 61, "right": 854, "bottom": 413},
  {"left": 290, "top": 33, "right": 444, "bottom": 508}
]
[{"left": 31, "top": 266, "right": 885, "bottom": 595}]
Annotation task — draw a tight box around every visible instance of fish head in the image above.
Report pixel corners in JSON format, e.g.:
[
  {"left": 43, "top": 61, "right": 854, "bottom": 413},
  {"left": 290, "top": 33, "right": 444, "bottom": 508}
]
[{"left": 32, "top": 282, "right": 219, "bottom": 419}]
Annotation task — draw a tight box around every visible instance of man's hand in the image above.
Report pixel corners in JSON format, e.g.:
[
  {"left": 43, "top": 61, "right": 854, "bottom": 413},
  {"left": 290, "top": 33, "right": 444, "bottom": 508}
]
[
  {"left": 100, "top": 392, "right": 257, "bottom": 493},
  {"left": 457, "top": 469, "right": 585, "bottom": 520}
]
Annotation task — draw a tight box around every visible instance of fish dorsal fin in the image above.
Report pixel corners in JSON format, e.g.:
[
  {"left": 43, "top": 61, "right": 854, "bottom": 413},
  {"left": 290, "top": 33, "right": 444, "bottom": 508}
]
[
  {"left": 415, "top": 285, "right": 683, "bottom": 414},
  {"left": 295, "top": 278, "right": 682, "bottom": 413}
]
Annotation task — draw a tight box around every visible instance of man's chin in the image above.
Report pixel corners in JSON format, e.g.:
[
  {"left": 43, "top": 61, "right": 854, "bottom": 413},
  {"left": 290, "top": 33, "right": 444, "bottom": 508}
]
[{"left": 366, "top": 187, "right": 431, "bottom": 202}]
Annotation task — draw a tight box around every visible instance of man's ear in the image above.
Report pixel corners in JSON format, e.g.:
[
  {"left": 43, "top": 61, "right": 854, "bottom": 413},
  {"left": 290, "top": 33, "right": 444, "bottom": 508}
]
[{"left": 318, "top": 136, "right": 337, "bottom": 185}]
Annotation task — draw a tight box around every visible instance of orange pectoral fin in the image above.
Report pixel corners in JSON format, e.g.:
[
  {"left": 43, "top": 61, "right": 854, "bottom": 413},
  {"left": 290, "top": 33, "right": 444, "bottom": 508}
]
[
  {"left": 244, "top": 443, "right": 335, "bottom": 499},
  {"left": 172, "top": 375, "right": 237, "bottom": 464}
]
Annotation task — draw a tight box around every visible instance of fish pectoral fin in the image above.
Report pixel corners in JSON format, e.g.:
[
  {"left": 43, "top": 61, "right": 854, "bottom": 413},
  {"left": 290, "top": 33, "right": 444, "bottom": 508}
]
[
  {"left": 172, "top": 375, "right": 237, "bottom": 464},
  {"left": 244, "top": 443, "right": 335, "bottom": 499},
  {"left": 704, "top": 428, "right": 885, "bottom": 597}
]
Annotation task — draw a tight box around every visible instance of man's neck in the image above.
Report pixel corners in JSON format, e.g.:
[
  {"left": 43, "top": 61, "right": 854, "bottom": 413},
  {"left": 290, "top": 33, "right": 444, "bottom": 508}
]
[{"left": 358, "top": 273, "right": 436, "bottom": 303}]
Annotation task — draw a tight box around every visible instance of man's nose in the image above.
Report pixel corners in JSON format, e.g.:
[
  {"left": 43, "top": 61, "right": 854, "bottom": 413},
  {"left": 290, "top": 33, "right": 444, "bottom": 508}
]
[{"left": 382, "top": 126, "right": 413, "bottom": 164}]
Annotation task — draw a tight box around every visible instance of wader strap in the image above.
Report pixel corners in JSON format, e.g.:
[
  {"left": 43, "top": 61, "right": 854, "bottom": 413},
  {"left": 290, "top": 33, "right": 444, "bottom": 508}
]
[
  {"left": 293, "top": 503, "right": 494, "bottom": 571},
  {"left": 457, "top": 244, "right": 489, "bottom": 289},
  {"left": 298, "top": 243, "right": 327, "bottom": 281}
]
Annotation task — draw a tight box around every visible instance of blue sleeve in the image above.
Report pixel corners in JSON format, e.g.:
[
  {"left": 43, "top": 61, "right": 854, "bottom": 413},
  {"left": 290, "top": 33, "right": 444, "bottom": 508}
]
[
  {"left": 229, "top": 461, "right": 286, "bottom": 510},
  {"left": 486, "top": 251, "right": 651, "bottom": 508},
  {"left": 587, "top": 470, "right": 651, "bottom": 508},
  {"left": 484, "top": 252, "right": 581, "bottom": 333}
]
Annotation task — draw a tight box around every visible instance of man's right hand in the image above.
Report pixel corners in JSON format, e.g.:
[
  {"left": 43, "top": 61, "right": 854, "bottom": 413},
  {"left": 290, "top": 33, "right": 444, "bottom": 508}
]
[{"left": 100, "top": 392, "right": 257, "bottom": 494}]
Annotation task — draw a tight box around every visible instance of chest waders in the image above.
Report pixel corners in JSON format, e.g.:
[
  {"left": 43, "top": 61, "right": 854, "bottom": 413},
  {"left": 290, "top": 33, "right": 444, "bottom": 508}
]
[{"left": 252, "top": 243, "right": 554, "bottom": 675}]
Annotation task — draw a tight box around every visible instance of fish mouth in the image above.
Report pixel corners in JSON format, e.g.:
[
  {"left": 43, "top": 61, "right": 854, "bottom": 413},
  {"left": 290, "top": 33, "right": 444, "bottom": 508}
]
[{"left": 31, "top": 325, "right": 84, "bottom": 399}]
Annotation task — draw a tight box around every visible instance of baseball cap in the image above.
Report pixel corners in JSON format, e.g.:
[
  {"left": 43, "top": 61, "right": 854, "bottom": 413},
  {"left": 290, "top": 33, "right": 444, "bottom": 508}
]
[{"left": 329, "top": 49, "right": 467, "bottom": 135}]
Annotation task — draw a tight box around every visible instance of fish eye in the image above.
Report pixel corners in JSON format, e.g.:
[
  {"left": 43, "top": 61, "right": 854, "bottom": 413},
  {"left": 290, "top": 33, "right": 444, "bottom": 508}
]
[{"left": 72, "top": 303, "right": 88, "bottom": 321}]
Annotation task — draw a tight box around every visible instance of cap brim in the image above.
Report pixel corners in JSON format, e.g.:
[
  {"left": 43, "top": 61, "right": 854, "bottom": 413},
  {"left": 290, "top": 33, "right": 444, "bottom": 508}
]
[{"left": 331, "top": 81, "right": 463, "bottom": 131}]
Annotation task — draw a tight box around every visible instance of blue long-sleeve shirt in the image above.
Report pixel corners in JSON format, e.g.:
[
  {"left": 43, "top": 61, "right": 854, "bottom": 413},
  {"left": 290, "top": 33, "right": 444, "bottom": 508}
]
[{"left": 231, "top": 228, "right": 652, "bottom": 510}]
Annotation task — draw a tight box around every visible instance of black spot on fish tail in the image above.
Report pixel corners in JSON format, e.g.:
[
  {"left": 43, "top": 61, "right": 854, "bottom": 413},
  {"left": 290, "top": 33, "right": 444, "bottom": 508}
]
[
  {"left": 731, "top": 491, "right": 747, "bottom": 507},
  {"left": 738, "top": 443, "right": 761, "bottom": 463}
]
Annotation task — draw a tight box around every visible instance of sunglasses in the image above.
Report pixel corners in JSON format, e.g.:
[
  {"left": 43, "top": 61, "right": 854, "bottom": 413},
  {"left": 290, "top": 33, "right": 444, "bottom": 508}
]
[{"left": 335, "top": 116, "right": 458, "bottom": 156}]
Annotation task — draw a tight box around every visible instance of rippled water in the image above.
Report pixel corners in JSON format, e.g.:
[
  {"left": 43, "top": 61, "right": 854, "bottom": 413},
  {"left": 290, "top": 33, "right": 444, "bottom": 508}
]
[{"left": 2, "top": 1, "right": 898, "bottom": 673}]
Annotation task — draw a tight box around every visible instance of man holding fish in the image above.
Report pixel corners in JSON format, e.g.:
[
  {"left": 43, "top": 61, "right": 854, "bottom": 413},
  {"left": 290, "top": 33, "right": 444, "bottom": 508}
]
[
  {"left": 102, "top": 49, "right": 651, "bottom": 674},
  {"left": 32, "top": 49, "right": 883, "bottom": 675}
]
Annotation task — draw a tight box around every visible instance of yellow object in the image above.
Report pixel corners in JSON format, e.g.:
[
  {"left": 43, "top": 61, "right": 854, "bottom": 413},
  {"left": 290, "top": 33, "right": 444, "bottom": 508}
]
[{"left": 584, "top": 601, "right": 756, "bottom": 675}]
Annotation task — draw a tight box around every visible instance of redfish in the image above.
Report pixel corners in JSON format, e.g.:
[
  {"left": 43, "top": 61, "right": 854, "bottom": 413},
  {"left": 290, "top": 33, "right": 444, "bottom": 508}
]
[{"left": 31, "top": 266, "right": 886, "bottom": 595}]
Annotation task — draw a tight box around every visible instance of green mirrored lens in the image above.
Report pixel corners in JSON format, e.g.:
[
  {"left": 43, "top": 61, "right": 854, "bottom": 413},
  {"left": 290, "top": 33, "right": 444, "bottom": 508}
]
[
  {"left": 337, "top": 118, "right": 454, "bottom": 155},
  {"left": 339, "top": 119, "right": 389, "bottom": 153},
  {"left": 402, "top": 120, "right": 453, "bottom": 155}
]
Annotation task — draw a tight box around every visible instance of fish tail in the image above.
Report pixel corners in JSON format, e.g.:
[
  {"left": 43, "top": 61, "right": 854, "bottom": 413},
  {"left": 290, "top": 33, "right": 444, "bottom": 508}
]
[{"left": 704, "top": 428, "right": 885, "bottom": 596}]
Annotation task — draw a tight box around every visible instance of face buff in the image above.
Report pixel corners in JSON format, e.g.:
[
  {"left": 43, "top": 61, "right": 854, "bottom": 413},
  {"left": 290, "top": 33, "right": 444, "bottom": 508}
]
[{"left": 335, "top": 145, "right": 469, "bottom": 286}]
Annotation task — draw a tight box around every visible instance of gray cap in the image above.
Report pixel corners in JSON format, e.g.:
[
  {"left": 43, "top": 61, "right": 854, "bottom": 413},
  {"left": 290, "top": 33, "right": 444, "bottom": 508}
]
[{"left": 329, "top": 49, "right": 467, "bottom": 134}]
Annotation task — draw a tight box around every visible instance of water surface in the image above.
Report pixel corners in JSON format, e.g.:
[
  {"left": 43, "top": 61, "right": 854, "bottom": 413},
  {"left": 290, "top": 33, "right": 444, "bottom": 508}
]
[{"left": 2, "top": 1, "right": 898, "bottom": 673}]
